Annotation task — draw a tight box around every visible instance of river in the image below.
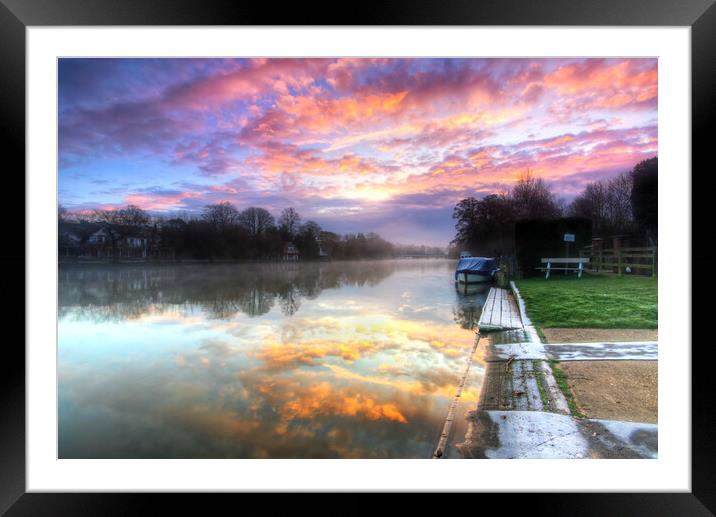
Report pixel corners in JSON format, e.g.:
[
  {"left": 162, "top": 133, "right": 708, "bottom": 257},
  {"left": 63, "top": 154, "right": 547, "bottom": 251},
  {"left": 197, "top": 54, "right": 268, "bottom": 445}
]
[{"left": 58, "top": 259, "right": 489, "bottom": 458}]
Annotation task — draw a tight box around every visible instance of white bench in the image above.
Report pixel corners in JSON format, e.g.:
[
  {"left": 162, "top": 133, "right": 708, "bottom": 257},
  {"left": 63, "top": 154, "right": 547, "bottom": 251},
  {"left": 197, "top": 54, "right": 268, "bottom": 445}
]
[{"left": 537, "top": 258, "right": 590, "bottom": 279}]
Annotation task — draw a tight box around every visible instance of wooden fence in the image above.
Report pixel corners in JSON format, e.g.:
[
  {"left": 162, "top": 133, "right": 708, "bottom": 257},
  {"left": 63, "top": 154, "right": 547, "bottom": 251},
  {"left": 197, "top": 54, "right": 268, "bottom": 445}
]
[{"left": 580, "top": 246, "right": 657, "bottom": 277}]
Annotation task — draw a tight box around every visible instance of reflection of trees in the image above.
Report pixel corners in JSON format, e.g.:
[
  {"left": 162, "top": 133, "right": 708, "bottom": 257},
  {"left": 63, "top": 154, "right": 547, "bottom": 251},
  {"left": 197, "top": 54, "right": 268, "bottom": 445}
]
[
  {"left": 58, "top": 302, "right": 155, "bottom": 322},
  {"left": 279, "top": 286, "right": 301, "bottom": 316},
  {"left": 206, "top": 297, "right": 244, "bottom": 320},
  {"left": 238, "top": 288, "right": 275, "bottom": 317},
  {"left": 59, "top": 260, "right": 405, "bottom": 322},
  {"left": 452, "top": 283, "right": 490, "bottom": 330}
]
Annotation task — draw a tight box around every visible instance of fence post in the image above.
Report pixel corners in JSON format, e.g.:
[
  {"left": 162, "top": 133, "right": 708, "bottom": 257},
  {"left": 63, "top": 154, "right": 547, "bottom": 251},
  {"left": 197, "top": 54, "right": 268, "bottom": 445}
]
[
  {"left": 591, "top": 238, "right": 603, "bottom": 272},
  {"left": 614, "top": 236, "right": 622, "bottom": 276},
  {"left": 652, "top": 247, "right": 657, "bottom": 277}
]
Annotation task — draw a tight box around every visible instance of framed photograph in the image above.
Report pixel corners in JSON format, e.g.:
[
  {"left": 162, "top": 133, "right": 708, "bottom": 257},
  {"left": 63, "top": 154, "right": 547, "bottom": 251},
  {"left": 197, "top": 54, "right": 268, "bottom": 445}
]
[{"left": 3, "top": 0, "right": 714, "bottom": 512}]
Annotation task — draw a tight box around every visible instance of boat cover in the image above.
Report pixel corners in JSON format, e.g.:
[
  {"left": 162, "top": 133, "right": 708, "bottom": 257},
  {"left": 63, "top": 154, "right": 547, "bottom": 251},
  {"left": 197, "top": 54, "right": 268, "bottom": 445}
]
[{"left": 455, "top": 257, "right": 497, "bottom": 274}]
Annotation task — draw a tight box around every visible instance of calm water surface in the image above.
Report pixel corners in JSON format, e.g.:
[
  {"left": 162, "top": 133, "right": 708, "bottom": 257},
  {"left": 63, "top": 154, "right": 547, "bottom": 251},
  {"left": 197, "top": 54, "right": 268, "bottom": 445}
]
[{"left": 58, "top": 259, "right": 489, "bottom": 458}]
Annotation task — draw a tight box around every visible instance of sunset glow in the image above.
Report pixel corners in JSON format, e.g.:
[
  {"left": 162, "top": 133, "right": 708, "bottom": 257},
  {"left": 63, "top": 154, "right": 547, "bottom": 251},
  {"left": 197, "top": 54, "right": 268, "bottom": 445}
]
[{"left": 59, "top": 58, "right": 657, "bottom": 245}]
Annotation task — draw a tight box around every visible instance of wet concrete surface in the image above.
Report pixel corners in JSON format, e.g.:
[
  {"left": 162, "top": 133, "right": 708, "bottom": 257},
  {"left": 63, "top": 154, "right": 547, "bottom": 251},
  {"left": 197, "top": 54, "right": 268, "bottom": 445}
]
[
  {"left": 477, "top": 358, "right": 570, "bottom": 414},
  {"left": 486, "top": 342, "right": 547, "bottom": 361},
  {"left": 485, "top": 341, "right": 658, "bottom": 362},
  {"left": 447, "top": 284, "right": 659, "bottom": 459},
  {"left": 481, "top": 329, "right": 533, "bottom": 346},
  {"left": 545, "top": 342, "right": 657, "bottom": 361},
  {"left": 438, "top": 319, "right": 542, "bottom": 457},
  {"left": 457, "top": 410, "right": 657, "bottom": 459},
  {"left": 478, "top": 360, "right": 543, "bottom": 411}
]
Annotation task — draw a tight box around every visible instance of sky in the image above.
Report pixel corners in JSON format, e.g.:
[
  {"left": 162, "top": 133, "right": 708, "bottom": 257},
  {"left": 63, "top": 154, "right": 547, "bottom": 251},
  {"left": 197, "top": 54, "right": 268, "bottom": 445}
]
[{"left": 58, "top": 58, "right": 657, "bottom": 246}]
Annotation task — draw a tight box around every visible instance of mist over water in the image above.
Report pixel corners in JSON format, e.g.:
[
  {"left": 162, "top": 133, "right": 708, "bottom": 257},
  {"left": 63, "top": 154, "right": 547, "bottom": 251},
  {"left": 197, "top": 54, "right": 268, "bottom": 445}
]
[{"left": 58, "top": 259, "right": 489, "bottom": 458}]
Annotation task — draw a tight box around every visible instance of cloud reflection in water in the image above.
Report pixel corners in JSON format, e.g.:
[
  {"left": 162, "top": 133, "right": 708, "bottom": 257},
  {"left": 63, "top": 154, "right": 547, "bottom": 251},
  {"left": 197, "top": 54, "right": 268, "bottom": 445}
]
[{"left": 59, "top": 259, "right": 487, "bottom": 458}]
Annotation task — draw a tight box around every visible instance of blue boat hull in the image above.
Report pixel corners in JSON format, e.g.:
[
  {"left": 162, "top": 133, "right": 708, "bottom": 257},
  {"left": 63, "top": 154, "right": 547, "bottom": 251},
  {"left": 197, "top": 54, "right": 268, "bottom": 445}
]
[
  {"left": 455, "top": 271, "right": 493, "bottom": 284},
  {"left": 454, "top": 256, "right": 497, "bottom": 284}
]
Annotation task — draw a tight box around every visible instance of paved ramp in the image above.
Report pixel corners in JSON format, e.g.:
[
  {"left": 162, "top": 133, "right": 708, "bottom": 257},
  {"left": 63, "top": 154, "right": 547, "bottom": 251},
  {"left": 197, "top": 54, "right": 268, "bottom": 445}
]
[
  {"left": 485, "top": 341, "right": 658, "bottom": 362},
  {"left": 545, "top": 341, "right": 658, "bottom": 361},
  {"left": 457, "top": 410, "right": 658, "bottom": 459},
  {"left": 477, "top": 358, "right": 569, "bottom": 414}
]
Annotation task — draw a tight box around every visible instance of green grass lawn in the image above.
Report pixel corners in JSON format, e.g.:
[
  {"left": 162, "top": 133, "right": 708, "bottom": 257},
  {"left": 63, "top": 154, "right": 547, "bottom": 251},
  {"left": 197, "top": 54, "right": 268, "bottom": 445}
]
[{"left": 516, "top": 274, "right": 657, "bottom": 329}]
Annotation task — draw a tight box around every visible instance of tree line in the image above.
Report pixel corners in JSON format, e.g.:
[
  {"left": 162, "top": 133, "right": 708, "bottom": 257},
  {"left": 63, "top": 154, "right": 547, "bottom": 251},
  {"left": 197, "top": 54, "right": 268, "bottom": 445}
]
[
  {"left": 450, "top": 157, "right": 658, "bottom": 256},
  {"left": 59, "top": 202, "right": 444, "bottom": 261},
  {"left": 59, "top": 261, "right": 403, "bottom": 320}
]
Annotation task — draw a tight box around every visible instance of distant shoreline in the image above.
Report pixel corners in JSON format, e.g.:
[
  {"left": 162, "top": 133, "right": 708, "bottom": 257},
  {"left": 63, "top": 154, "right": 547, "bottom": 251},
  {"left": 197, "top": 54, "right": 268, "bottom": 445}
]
[{"left": 58, "top": 256, "right": 453, "bottom": 266}]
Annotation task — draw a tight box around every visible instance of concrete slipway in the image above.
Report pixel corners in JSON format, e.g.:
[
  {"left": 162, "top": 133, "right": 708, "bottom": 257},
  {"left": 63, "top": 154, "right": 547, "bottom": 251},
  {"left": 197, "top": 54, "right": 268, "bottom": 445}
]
[{"left": 434, "top": 282, "right": 658, "bottom": 459}]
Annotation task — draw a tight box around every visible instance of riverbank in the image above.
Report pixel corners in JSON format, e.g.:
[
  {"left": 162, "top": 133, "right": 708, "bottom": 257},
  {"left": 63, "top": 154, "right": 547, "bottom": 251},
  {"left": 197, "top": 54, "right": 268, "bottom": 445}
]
[
  {"left": 453, "top": 281, "right": 658, "bottom": 458},
  {"left": 58, "top": 256, "right": 448, "bottom": 266},
  {"left": 516, "top": 274, "right": 658, "bottom": 425}
]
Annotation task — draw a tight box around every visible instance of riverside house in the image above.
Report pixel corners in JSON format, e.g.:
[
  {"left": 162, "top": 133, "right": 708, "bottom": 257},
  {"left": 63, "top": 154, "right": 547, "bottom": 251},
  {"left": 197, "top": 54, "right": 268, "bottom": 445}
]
[
  {"left": 283, "top": 242, "right": 300, "bottom": 261},
  {"left": 59, "top": 221, "right": 169, "bottom": 261}
]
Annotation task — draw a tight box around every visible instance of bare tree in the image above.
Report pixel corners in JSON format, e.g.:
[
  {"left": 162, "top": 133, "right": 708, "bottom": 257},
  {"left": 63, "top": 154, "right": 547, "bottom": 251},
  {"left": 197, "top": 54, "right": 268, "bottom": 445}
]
[
  {"left": 570, "top": 172, "right": 633, "bottom": 236},
  {"left": 451, "top": 193, "right": 514, "bottom": 254},
  {"left": 570, "top": 182, "right": 609, "bottom": 232},
  {"left": 278, "top": 207, "right": 301, "bottom": 237},
  {"left": 451, "top": 197, "right": 480, "bottom": 248},
  {"left": 202, "top": 202, "right": 239, "bottom": 230},
  {"left": 300, "top": 220, "right": 321, "bottom": 240},
  {"left": 451, "top": 171, "right": 562, "bottom": 255},
  {"left": 510, "top": 169, "right": 562, "bottom": 220},
  {"left": 605, "top": 172, "right": 633, "bottom": 233},
  {"left": 116, "top": 205, "right": 150, "bottom": 227},
  {"left": 92, "top": 204, "right": 149, "bottom": 229},
  {"left": 238, "top": 207, "right": 275, "bottom": 236}
]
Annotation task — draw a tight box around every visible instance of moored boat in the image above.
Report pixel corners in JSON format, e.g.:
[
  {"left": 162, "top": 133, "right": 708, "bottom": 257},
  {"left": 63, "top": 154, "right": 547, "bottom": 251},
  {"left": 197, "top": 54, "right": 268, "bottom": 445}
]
[{"left": 455, "top": 257, "right": 498, "bottom": 284}]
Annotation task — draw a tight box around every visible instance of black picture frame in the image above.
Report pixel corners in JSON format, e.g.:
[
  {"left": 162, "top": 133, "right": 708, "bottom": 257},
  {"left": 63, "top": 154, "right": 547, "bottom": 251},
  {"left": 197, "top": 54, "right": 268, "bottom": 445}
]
[{"left": 1, "top": 0, "right": 713, "bottom": 513}]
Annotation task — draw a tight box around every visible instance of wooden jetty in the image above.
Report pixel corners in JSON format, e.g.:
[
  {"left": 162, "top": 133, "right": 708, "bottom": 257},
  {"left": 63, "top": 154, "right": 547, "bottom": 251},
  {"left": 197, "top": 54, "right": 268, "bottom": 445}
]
[{"left": 477, "top": 287, "right": 524, "bottom": 331}]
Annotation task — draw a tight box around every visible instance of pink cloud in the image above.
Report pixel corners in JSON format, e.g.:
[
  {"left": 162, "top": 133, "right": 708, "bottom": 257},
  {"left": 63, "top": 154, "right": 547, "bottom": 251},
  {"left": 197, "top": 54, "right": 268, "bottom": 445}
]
[{"left": 59, "top": 58, "right": 658, "bottom": 244}]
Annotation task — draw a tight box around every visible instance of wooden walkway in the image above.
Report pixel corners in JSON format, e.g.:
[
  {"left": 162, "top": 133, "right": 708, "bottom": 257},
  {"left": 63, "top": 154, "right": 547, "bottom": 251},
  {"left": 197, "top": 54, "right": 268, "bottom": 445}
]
[{"left": 477, "top": 287, "right": 524, "bottom": 332}]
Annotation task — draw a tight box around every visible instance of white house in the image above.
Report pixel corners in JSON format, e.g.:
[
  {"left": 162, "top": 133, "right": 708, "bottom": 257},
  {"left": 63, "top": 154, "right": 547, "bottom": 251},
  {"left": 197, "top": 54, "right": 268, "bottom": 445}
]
[{"left": 283, "top": 242, "right": 300, "bottom": 261}]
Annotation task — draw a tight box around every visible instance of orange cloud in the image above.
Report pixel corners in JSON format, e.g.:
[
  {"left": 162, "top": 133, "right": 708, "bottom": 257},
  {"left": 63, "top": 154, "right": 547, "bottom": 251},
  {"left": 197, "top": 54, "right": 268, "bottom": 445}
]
[{"left": 281, "top": 382, "right": 408, "bottom": 424}]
